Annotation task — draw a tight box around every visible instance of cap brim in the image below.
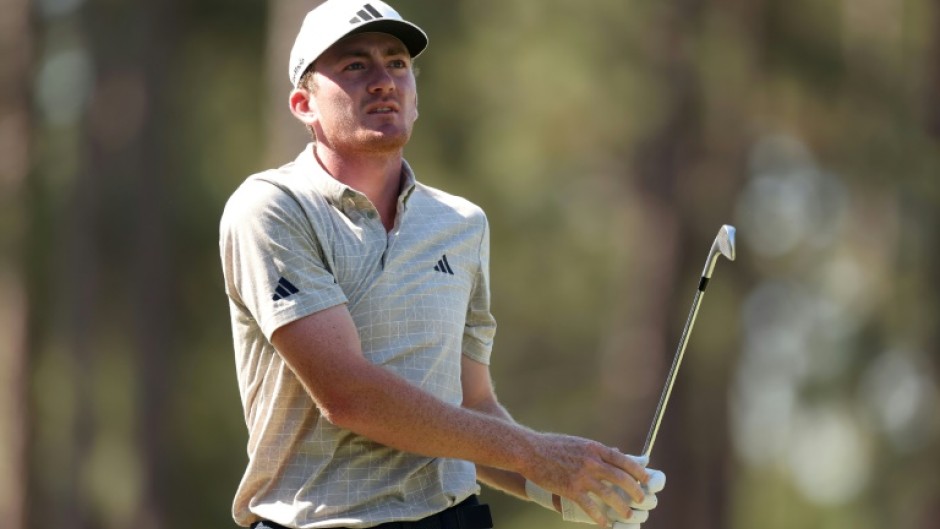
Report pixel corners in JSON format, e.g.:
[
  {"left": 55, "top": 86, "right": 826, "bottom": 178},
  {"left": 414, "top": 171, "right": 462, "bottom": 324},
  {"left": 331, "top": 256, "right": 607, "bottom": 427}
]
[{"left": 346, "top": 19, "right": 428, "bottom": 59}]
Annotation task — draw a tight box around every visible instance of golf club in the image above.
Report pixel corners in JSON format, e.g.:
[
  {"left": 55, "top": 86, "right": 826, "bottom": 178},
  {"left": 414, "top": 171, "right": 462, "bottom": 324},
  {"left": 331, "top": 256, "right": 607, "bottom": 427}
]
[{"left": 641, "top": 224, "right": 736, "bottom": 460}]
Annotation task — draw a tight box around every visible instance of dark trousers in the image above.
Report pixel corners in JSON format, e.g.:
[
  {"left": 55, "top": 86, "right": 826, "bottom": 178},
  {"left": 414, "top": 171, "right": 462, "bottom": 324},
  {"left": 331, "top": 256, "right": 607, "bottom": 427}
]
[{"left": 250, "top": 496, "right": 493, "bottom": 529}]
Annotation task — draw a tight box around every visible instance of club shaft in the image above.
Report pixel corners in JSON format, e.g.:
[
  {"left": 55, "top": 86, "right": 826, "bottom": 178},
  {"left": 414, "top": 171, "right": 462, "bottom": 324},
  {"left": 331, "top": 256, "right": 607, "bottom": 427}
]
[{"left": 642, "top": 286, "right": 706, "bottom": 459}]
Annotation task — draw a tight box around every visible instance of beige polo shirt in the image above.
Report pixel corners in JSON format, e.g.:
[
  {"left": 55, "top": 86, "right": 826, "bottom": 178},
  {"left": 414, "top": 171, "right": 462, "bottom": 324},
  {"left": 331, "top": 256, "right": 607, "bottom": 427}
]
[{"left": 219, "top": 145, "right": 496, "bottom": 528}]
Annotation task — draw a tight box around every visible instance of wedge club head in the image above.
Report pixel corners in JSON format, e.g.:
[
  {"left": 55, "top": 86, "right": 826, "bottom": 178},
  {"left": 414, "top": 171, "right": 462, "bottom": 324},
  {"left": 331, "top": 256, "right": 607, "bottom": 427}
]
[{"left": 702, "top": 225, "right": 736, "bottom": 279}]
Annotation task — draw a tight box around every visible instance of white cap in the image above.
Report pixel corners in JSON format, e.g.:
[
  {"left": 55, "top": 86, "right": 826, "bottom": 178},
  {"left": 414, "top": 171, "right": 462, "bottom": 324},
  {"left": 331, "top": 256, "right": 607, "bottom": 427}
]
[{"left": 288, "top": 0, "right": 428, "bottom": 87}]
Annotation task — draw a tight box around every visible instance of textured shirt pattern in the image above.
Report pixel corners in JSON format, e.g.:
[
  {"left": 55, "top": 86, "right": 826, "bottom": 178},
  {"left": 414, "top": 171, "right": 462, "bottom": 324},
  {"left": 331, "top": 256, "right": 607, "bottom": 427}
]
[{"left": 219, "top": 146, "right": 496, "bottom": 528}]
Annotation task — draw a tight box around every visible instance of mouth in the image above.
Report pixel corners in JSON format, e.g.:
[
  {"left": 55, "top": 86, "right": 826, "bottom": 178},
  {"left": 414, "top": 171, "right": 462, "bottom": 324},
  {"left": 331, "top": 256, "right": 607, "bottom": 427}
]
[{"left": 365, "top": 102, "right": 400, "bottom": 115}]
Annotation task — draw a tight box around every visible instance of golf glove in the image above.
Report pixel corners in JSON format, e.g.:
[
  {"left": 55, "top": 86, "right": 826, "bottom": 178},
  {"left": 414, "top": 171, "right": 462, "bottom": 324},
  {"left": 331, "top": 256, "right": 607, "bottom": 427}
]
[{"left": 526, "top": 455, "right": 665, "bottom": 527}]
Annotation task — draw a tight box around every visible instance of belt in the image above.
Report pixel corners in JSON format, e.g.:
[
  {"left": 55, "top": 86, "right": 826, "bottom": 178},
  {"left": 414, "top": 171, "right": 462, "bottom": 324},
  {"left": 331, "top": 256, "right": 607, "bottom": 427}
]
[{"left": 250, "top": 496, "right": 493, "bottom": 529}]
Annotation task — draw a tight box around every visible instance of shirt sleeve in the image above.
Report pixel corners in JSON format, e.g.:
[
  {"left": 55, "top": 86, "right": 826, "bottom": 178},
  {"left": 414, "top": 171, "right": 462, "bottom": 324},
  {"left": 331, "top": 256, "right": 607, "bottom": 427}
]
[
  {"left": 220, "top": 177, "right": 347, "bottom": 340},
  {"left": 462, "top": 214, "right": 496, "bottom": 364}
]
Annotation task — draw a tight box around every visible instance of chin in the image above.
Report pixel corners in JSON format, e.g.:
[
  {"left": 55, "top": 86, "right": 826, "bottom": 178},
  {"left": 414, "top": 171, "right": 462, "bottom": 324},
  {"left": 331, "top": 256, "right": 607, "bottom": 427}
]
[{"left": 357, "top": 130, "right": 412, "bottom": 153}]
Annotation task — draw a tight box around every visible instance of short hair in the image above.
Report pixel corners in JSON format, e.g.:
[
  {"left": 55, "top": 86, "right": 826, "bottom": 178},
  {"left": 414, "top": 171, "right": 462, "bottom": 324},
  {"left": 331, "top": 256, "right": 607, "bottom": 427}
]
[
  {"left": 297, "top": 65, "right": 317, "bottom": 140},
  {"left": 298, "top": 65, "right": 317, "bottom": 93}
]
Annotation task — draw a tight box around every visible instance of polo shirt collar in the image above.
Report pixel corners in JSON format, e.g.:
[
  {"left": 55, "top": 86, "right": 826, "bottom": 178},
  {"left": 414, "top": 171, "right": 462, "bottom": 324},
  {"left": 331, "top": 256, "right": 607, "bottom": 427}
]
[{"left": 294, "top": 143, "right": 417, "bottom": 207}]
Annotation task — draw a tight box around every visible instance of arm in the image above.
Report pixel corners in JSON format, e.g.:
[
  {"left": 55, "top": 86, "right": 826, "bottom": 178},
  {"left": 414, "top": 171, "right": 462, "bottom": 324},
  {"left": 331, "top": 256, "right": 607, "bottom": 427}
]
[
  {"left": 459, "top": 355, "right": 532, "bottom": 501},
  {"left": 271, "top": 304, "right": 530, "bottom": 471},
  {"left": 271, "top": 304, "right": 649, "bottom": 526},
  {"left": 461, "top": 355, "right": 568, "bottom": 513}
]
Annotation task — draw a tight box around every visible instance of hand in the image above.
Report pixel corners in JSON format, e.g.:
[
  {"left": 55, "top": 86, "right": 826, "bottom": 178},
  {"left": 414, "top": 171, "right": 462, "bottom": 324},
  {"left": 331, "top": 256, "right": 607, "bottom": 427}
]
[
  {"left": 611, "top": 456, "right": 666, "bottom": 529},
  {"left": 527, "top": 455, "right": 665, "bottom": 527},
  {"left": 521, "top": 434, "right": 656, "bottom": 526},
  {"left": 524, "top": 434, "right": 648, "bottom": 525},
  {"left": 526, "top": 481, "right": 656, "bottom": 525}
]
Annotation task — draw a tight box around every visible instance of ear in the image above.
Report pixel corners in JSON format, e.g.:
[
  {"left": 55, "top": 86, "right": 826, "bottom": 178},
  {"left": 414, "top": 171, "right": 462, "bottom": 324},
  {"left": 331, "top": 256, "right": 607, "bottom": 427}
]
[{"left": 289, "top": 88, "right": 318, "bottom": 128}]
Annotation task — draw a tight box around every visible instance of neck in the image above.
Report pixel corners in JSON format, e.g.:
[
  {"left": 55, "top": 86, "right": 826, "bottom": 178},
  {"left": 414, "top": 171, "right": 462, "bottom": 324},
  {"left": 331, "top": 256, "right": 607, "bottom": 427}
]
[{"left": 313, "top": 144, "right": 404, "bottom": 231}]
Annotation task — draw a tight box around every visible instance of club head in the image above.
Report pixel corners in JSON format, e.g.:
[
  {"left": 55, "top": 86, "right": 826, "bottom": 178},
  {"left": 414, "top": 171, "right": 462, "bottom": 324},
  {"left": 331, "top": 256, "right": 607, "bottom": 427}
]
[
  {"left": 702, "top": 224, "right": 736, "bottom": 278},
  {"left": 716, "top": 225, "right": 736, "bottom": 261}
]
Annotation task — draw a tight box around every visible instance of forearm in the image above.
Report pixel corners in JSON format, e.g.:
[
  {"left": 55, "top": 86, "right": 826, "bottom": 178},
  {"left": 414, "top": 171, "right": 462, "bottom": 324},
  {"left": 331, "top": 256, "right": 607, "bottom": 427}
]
[
  {"left": 310, "top": 360, "right": 537, "bottom": 476},
  {"left": 459, "top": 383, "right": 563, "bottom": 506},
  {"left": 271, "top": 305, "right": 539, "bottom": 475},
  {"left": 461, "top": 395, "right": 529, "bottom": 499}
]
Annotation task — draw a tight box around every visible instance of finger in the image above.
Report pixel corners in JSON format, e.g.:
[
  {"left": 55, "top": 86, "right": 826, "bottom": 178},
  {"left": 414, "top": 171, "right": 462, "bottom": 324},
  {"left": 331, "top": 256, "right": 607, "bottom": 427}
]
[
  {"left": 593, "top": 481, "right": 634, "bottom": 520},
  {"left": 602, "top": 499, "right": 648, "bottom": 524},
  {"left": 595, "top": 467, "right": 646, "bottom": 505},
  {"left": 603, "top": 505, "right": 634, "bottom": 524},
  {"left": 644, "top": 469, "right": 666, "bottom": 493},
  {"left": 569, "top": 493, "right": 610, "bottom": 528},
  {"left": 630, "top": 492, "right": 657, "bottom": 511},
  {"left": 611, "top": 523, "right": 642, "bottom": 529},
  {"left": 628, "top": 509, "right": 649, "bottom": 524},
  {"left": 626, "top": 454, "right": 649, "bottom": 468},
  {"left": 603, "top": 448, "right": 651, "bottom": 485}
]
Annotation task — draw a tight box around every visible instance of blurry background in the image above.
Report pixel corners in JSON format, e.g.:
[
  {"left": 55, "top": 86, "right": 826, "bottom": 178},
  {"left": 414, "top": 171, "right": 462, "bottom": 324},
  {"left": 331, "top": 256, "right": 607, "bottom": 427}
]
[{"left": 2, "top": 0, "right": 939, "bottom": 528}]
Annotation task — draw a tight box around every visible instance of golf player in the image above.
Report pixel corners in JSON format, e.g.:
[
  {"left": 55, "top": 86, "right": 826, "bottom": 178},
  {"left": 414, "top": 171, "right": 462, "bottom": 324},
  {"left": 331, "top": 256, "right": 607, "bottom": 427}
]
[{"left": 219, "top": 1, "right": 665, "bottom": 528}]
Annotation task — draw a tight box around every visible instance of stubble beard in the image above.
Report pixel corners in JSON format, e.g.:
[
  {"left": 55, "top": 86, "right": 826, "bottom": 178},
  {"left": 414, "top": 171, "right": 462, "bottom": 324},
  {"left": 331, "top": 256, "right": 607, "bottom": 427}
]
[
  {"left": 355, "top": 126, "right": 412, "bottom": 154},
  {"left": 327, "top": 114, "right": 413, "bottom": 156}
]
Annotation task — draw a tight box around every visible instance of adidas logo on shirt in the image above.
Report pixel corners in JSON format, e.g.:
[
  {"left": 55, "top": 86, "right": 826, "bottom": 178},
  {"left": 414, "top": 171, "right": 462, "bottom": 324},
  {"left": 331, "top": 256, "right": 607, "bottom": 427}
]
[
  {"left": 272, "top": 277, "right": 300, "bottom": 301},
  {"left": 434, "top": 255, "right": 454, "bottom": 275}
]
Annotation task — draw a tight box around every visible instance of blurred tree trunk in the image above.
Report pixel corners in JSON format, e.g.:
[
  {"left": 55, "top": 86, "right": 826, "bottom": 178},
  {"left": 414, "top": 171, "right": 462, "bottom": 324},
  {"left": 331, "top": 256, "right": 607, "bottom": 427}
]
[
  {"left": 265, "top": 0, "right": 317, "bottom": 166},
  {"left": 75, "top": 0, "right": 177, "bottom": 525},
  {"left": 601, "top": 2, "right": 732, "bottom": 529},
  {"left": 47, "top": 6, "right": 101, "bottom": 529},
  {"left": 0, "top": 0, "right": 32, "bottom": 527},
  {"left": 926, "top": 6, "right": 940, "bottom": 527},
  {"left": 64, "top": 55, "right": 99, "bottom": 529},
  {"left": 928, "top": 0, "right": 940, "bottom": 138},
  {"left": 598, "top": 195, "right": 679, "bottom": 454},
  {"left": 923, "top": 0, "right": 940, "bottom": 498},
  {"left": 130, "top": 0, "right": 175, "bottom": 525}
]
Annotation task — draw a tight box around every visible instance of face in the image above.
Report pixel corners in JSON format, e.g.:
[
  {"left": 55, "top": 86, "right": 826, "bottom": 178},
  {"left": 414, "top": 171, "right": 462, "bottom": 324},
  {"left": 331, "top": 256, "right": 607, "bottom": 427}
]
[{"left": 304, "top": 32, "right": 418, "bottom": 155}]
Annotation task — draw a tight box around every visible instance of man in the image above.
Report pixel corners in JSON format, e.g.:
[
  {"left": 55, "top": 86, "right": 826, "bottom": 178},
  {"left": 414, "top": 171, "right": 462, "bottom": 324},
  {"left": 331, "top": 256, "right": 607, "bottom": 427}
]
[{"left": 219, "top": 1, "right": 665, "bottom": 528}]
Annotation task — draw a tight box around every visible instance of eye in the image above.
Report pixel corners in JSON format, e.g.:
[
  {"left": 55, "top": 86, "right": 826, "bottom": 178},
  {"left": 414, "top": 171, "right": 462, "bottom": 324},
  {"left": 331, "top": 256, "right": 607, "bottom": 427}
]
[
  {"left": 389, "top": 59, "right": 408, "bottom": 69},
  {"left": 343, "top": 62, "right": 366, "bottom": 71}
]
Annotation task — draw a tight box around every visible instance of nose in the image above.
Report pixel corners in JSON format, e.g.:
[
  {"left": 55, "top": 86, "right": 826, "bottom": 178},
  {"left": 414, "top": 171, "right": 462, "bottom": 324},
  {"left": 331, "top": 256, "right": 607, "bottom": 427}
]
[{"left": 367, "top": 65, "right": 395, "bottom": 94}]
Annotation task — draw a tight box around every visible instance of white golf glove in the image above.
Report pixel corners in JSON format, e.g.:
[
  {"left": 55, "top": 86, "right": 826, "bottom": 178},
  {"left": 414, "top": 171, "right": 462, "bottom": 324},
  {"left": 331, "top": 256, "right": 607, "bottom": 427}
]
[{"left": 526, "top": 455, "right": 665, "bottom": 527}]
